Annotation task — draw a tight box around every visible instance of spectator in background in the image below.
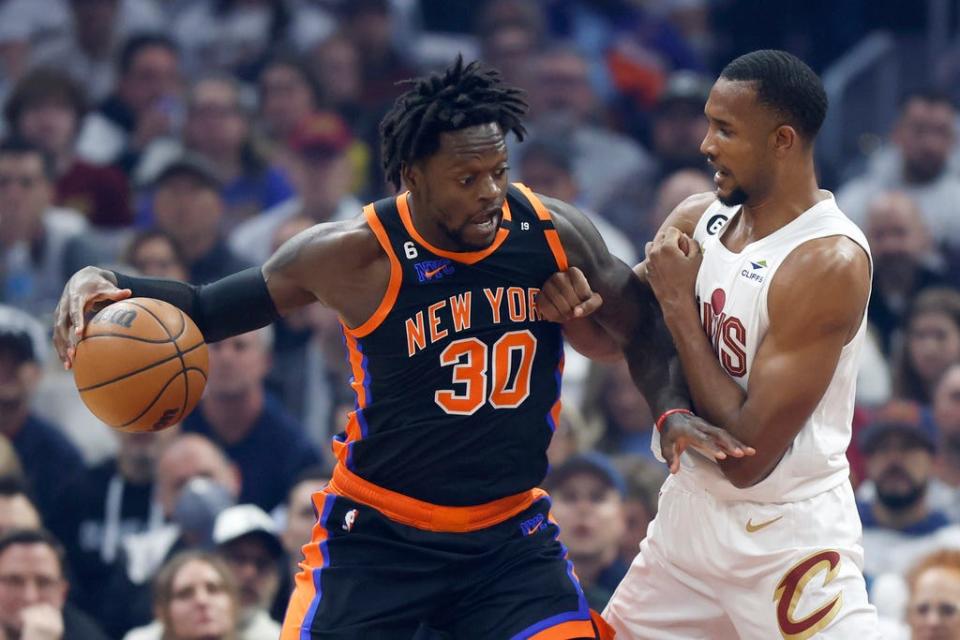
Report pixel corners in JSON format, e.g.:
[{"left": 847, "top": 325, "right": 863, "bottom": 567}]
[
  {"left": 131, "top": 550, "right": 240, "bottom": 640},
  {"left": 893, "top": 288, "right": 960, "bottom": 406},
  {"left": 933, "top": 364, "right": 960, "bottom": 523},
  {"left": 643, "top": 168, "right": 713, "bottom": 242},
  {"left": 0, "top": 528, "right": 111, "bottom": 640},
  {"left": 31, "top": 0, "right": 165, "bottom": 103},
  {"left": 176, "top": 74, "right": 293, "bottom": 227},
  {"left": 338, "top": 0, "right": 417, "bottom": 112},
  {"left": 905, "top": 549, "right": 960, "bottom": 640},
  {"left": 865, "top": 191, "right": 947, "bottom": 355},
  {"left": 183, "top": 327, "right": 321, "bottom": 513},
  {"left": 0, "top": 139, "right": 87, "bottom": 319},
  {"left": 230, "top": 111, "right": 361, "bottom": 265},
  {"left": 76, "top": 33, "right": 182, "bottom": 176},
  {"left": 0, "top": 434, "right": 23, "bottom": 480},
  {"left": 838, "top": 89, "right": 960, "bottom": 248},
  {"left": 0, "top": 476, "right": 40, "bottom": 534},
  {"left": 522, "top": 45, "right": 653, "bottom": 211},
  {"left": 105, "top": 434, "right": 240, "bottom": 637},
  {"left": 0, "top": 307, "right": 84, "bottom": 528},
  {"left": 256, "top": 54, "right": 321, "bottom": 155},
  {"left": 613, "top": 455, "right": 665, "bottom": 566},
  {"left": 56, "top": 427, "right": 179, "bottom": 616},
  {"left": 582, "top": 359, "right": 654, "bottom": 458},
  {"left": 858, "top": 419, "right": 960, "bottom": 583},
  {"left": 150, "top": 152, "right": 251, "bottom": 283},
  {"left": 5, "top": 67, "right": 133, "bottom": 227},
  {"left": 213, "top": 505, "right": 284, "bottom": 637},
  {"left": 124, "top": 228, "right": 189, "bottom": 280},
  {"left": 546, "top": 453, "right": 628, "bottom": 611},
  {"left": 475, "top": 0, "right": 545, "bottom": 88}
]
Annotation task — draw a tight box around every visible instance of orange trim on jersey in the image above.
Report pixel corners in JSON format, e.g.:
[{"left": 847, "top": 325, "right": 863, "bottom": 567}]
[
  {"left": 342, "top": 203, "right": 403, "bottom": 338},
  {"left": 512, "top": 182, "right": 569, "bottom": 271},
  {"left": 342, "top": 330, "right": 369, "bottom": 408},
  {"left": 591, "top": 610, "right": 616, "bottom": 640},
  {"left": 328, "top": 463, "right": 546, "bottom": 533},
  {"left": 395, "top": 191, "right": 512, "bottom": 264},
  {"left": 280, "top": 492, "right": 332, "bottom": 640},
  {"left": 527, "top": 620, "right": 600, "bottom": 640}
]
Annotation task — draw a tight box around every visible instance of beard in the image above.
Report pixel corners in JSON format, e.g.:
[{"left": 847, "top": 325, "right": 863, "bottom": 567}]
[
  {"left": 717, "top": 185, "right": 749, "bottom": 207},
  {"left": 876, "top": 470, "right": 927, "bottom": 511}
]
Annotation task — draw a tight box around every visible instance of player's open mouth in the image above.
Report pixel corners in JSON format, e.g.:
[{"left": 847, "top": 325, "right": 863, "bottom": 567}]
[{"left": 471, "top": 208, "right": 500, "bottom": 232}]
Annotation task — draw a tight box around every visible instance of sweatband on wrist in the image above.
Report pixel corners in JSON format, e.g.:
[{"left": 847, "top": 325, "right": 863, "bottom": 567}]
[{"left": 655, "top": 408, "right": 694, "bottom": 433}]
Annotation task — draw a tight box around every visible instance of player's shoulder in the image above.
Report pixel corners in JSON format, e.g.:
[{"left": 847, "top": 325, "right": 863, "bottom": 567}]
[
  {"left": 266, "top": 211, "right": 384, "bottom": 275},
  {"left": 533, "top": 193, "right": 607, "bottom": 263},
  {"left": 659, "top": 192, "right": 718, "bottom": 236}
]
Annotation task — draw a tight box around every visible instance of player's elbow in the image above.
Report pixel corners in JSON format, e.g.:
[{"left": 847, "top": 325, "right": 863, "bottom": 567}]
[{"left": 718, "top": 458, "right": 772, "bottom": 489}]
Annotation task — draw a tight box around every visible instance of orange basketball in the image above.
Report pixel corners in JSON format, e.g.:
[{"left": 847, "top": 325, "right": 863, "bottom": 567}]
[{"left": 73, "top": 298, "right": 208, "bottom": 433}]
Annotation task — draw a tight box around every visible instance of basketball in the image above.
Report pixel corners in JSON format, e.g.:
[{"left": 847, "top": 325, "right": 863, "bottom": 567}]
[{"left": 73, "top": 298, "right": 208, "bottom": 433}]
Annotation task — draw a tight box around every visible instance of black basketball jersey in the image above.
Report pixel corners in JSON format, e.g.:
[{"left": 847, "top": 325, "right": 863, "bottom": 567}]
[{"left": 332, "top": 184, "right": 568, "bottom": 506}]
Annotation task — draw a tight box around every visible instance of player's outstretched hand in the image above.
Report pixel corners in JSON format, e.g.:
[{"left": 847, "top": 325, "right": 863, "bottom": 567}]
[
  {"left": 660, "top": 411, "right": 756, "bottom": 474},
  {"left": 538, "top": 267, "right": 603, "bottom": 323},
  {"left": 53, "top": 266, "right": 131, "bottom": 370}
]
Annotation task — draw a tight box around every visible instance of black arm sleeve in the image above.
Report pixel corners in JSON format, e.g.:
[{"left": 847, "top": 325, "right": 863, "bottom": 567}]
[{"left": 112, "top": 267, "right": 281, "bottom": 343}]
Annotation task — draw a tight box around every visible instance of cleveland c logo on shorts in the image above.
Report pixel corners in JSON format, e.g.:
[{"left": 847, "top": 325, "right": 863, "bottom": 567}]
[{"left": 773, "top": 550, "right": 843, "bottom": 640}]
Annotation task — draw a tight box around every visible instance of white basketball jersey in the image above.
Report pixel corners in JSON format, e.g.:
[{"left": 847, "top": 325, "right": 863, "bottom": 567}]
[{"left": 673, "top": 193, "right": 872, "bottom": 503}]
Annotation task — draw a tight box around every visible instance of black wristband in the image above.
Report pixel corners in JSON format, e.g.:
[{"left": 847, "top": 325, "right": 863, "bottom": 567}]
[{"left": 112, "top": 267, "right": 281, "bottom": 343}]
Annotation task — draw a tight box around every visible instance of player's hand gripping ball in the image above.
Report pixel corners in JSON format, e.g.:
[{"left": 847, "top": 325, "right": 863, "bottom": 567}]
[{"left": 72, "top": 298, "right": 208, "bottom": 432}]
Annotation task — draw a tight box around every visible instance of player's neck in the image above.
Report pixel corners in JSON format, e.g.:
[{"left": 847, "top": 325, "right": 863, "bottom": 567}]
[
  {"left": 736, "top": 172, "right": 824, "bottom": 243},
  {"left": 201, "top": 387, "right": 264, "bottom": 444}
]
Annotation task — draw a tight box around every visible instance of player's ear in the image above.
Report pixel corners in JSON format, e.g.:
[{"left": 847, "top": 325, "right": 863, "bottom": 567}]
[
  {"left": 402, "top": 161, "right": 422, "bottom": 194},
  {"left": 771, "top": 124, "right": 797, "bottom": 157}
]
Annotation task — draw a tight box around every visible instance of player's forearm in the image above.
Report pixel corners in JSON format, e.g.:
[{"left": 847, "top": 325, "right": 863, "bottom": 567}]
[
  {"left": 622, "top": 299, "right": 693, "bottom": 417},
  {"left": 663, "top": 301, "right": 748, "bottom": 433},
  {"left": 561, "top": 317, "right": 622, "bottom": 362},
  {"left": 111, "top": 267, "right": 280, "bottom": 342}
]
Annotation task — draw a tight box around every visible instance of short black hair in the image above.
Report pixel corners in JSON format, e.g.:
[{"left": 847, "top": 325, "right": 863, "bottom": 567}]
[
  {"left": 0, "top": 528, "right": 66, "bottom": 575},
  {"left": 900, "top": 87, "right": 956, "bottom": 111},
  {"left": 0, "top": 137, "right": 56, "bottom": 180},
  {"left": 379, "top": 55, "right": 528, "bottom": 190},
  {"left": 5, "top": 67, "right": 87, "bottom": 128},
  {"left": 118, "top": 33, "right": 178, "bottom": 76},
  {"left": 720, "top": 49, "right": 827, "bottom": 141}
]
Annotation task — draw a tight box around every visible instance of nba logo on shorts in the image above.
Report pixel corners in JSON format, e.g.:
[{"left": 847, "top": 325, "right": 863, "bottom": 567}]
[{"left": 342, "top": 509, "right": 358, "bottom": 532}]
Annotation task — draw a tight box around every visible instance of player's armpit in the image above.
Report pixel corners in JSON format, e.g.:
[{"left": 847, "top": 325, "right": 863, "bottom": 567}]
[{"left": 715, "top": 236, "right": 871, "bottom": 487}]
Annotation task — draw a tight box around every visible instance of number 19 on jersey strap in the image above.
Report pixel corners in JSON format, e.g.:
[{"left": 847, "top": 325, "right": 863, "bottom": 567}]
[{"left": 435, "top": 330, "right": 537, "bottom": 415}]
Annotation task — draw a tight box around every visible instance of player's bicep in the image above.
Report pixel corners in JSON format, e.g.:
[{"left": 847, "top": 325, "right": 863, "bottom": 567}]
[{"left": 262, "top": 225, "right": 326, "bottom": 314}]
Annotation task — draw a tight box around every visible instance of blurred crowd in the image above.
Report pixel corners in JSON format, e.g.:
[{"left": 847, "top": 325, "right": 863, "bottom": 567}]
[{"left": 0, "top": 0, "right": 958, "bottom": 638}]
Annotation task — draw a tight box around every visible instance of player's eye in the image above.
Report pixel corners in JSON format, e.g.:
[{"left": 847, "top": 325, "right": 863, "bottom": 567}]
[
  {"left": 494, "top": 166, "right": 509, "bottom": 178},
  {"left": 459, "top": 175, "right": 474, "bottom": 186}
]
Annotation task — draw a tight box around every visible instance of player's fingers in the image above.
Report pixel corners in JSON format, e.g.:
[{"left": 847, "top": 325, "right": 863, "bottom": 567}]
[
  {"left": 540, "top": 276, "right": 577, "bottom": 320},
  {"left": 567, "top": 267, "right": 596, "bottom": 301},
  {"left": 537, "top": 293, "right": 566, "bottom": 323},
  {"left": 97, "top": 287, "right": 132, "bottom": 303},
  {"left": 701, "top": 423, "right": 755, "bottom": 457},
  {"left": 685, "top": 234, "right": 701, "bottom": 258},
  {"left": 574, "top": 292, "right": 602, "bottom": 318}
]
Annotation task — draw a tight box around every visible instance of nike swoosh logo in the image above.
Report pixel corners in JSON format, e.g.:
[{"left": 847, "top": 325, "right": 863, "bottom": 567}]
[
  {"left": 528, "top": 520, "right": 544, "bottom": 535},
  {"left": 424, "top": 265, "right": 448, "bottom": 279},
  {"left": 745, "top": 515, "right": 783, "bottom": 533}
]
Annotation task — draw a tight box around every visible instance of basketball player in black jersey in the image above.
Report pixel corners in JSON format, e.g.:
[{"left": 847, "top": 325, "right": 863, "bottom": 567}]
[{"left": 53, "top": 58, "right": 750, "bottom": 639}]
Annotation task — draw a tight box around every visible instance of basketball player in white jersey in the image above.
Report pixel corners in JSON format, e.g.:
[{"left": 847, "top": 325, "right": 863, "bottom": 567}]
[{"left": 539, "top": 50, "right": 880, "bottom": 638}]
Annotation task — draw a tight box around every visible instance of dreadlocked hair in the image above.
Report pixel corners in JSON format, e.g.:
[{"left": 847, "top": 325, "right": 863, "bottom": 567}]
[{"left": 380, "top": 55, "right": 528, "bottom": 191}]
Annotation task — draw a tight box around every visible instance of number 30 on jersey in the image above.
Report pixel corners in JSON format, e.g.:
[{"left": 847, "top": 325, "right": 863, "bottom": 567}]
[{"left": 435, "top": 330, "right": 536, "bottom": 415}]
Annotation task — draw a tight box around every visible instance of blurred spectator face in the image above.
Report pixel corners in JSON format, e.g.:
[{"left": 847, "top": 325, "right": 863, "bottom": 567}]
[
  {"left": 128, "top": 234, "right": 189, "bottom": 280},
  {"left": 866, "top": 192, "right": 930, "bottom": 269},
  {"left": 866, "top": 432, "right": 933, "bottom": 512},
  {"left": 162, "top": 558, "right": 236, "bottom": 640},
  {"left": 651, "top": 169, "right": 713, "bottom": 231},
  {"left": 120, "top": 44, "right": 181, "bottom": 116},
  {"left": 0, "top": 151, "right": 53, "bottom": 247},
  {"left": 619, "top": 496, "right": 652, "bottom": 563},
  {"left": 153, "top": 175, "right": 224, "bottom": 257},
  {"left": 908, "top": 311, "right": 960, "bottom": 391},
  {"left": 908, "top": 566, "right": 960, "bottom": 639},
  {"left": 935, "top": 365, "right": 960, "bottom": 434},
  {"left": 17, "top": 100, "right": 78, "bottom": 158},
  {"left": 551, "top": 472, "right": 625, "bottom": 561},
  {"left": 156, "top": 436, "right": 239, "bottom": 518},
  {"left": 282, "top": 478, "right": 328, "bottom": 560},
  {"left": 0, "top": 494, "right": 41, "bottom": 534},
  {"left": 895, "top": 97, "right": 956, "bottom": 183},
  {"left": 117, "top": 429, "right": 179, "bottom": 485},
  {"left": 653, "top": 103, "right": 709, "bottom": 170},
  {"left": 185, "top": 79, "right": 246, "bottom": 160},
  {"left": 530, "top": 51, "right": 597, "bottom": 126},
  {"left": 344, "top": 4, "right": 393, "bottom": 59},
  {"left": 71, "top": 0, "right": 120, "bottom": 52},
  {"left": 0, "top": 542, "right": 67, "bottom": 638},
  {"left": 220, "top": 535, "right": 280, "bottom": 613},
  {"left": 206, "top": 330, "right": 270, "bottom": 400},
  {"left": 259, "top": 64, "right": 317, "bottom": 141},
  {"left": 602, "top": 360, "right": 653, "bottom": 434},
  {"left": 311, "top": 36, "right": 361, "bottom": 106},
  {"left": 290, "top": 151, "right": 353, "bottom": 218},
  {"left": 519, "top": 151, "right": 577, "bottom": 203},
  {"left": 0, "top": 349, "right": 40, "bottom": 436},
  {"left": 481, "top": 25, "right": 538, "bottom": 87}
]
